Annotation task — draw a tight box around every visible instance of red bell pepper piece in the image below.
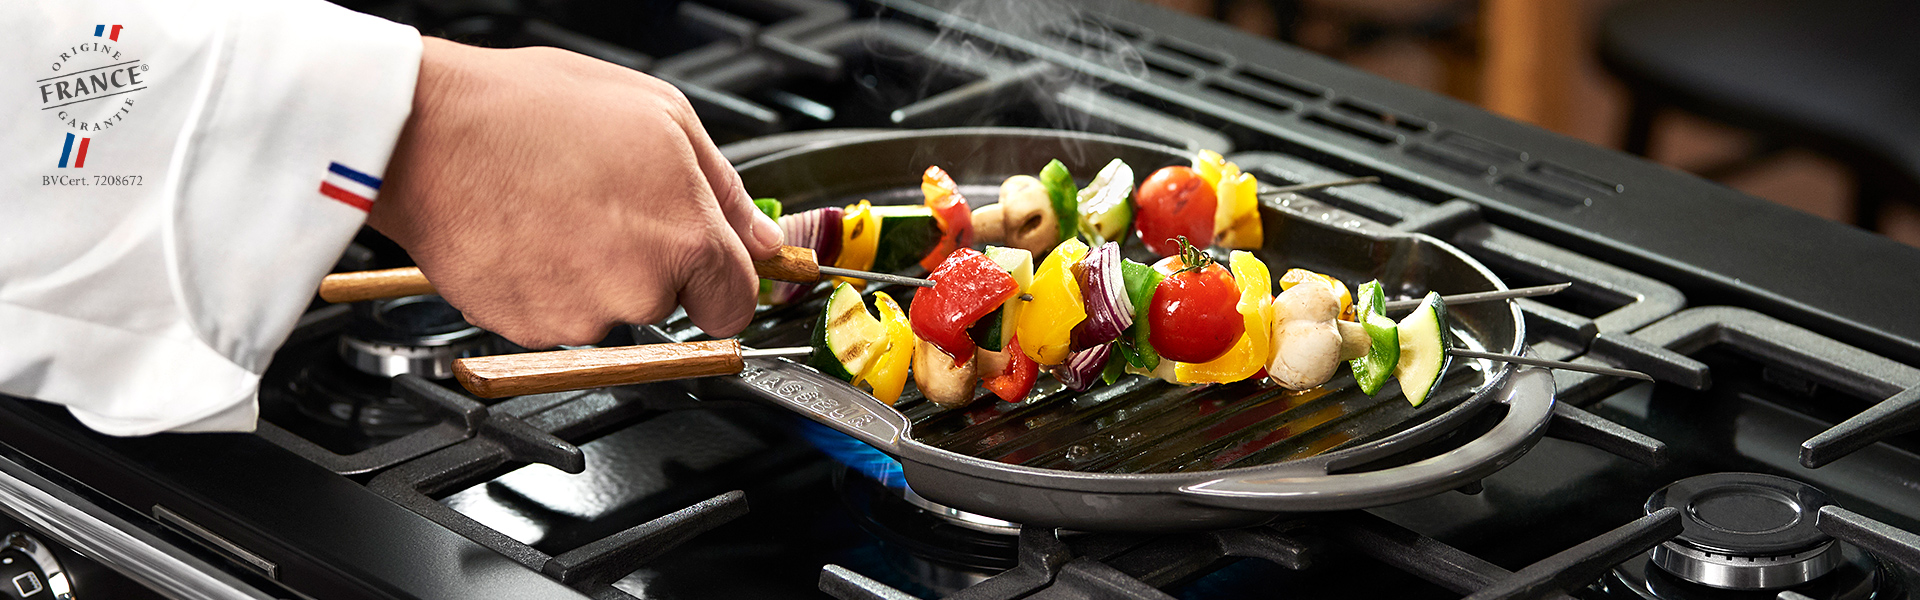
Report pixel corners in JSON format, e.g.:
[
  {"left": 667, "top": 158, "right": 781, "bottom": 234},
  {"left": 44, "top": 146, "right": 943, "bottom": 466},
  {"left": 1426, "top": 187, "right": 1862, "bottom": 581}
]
[
  {"left": 985, "top": 336, "right": 1040, "bottom": 402},
  {"left": 919, "top": 166, "right": 977, "bottom": 271},
  {"left": 910, "top": 248, "right": 1019, "bottom": 362}
]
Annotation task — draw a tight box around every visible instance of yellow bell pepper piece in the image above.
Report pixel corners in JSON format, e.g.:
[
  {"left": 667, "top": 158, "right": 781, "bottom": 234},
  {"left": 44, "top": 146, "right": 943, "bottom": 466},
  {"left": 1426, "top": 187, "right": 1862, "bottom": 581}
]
[
  {"left": 834, "top": 200, "right": 881, "bottom": 288},
  {"left": 1278, "top": 268, "right": 1352, "bottom": 320},
  {"left": 1176, "top": 251, "right": 1273, "bottom": 383},
  {"left": 857, "top": 291, "right": 916, "bottom": 405},
  {"left": 1212, "top": 163, "right": 1262, "bottom": 249},
  {"left": 1193, "top": 149, "right": 1227, "bottom": 189},
  {"left": 1016, "top": 239, "right": 1089, "bottom": 365}
]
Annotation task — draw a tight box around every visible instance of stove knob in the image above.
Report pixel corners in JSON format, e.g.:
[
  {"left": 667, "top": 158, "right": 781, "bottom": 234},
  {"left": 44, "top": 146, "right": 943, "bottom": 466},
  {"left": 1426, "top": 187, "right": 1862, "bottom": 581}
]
[{"left": 0, "top": 532, "right": 72, "bottom": 599}]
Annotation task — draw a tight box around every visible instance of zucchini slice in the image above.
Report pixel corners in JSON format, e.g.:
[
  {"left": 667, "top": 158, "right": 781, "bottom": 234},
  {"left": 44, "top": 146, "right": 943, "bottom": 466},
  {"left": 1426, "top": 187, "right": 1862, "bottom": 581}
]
[
  {"left": 810, "top": 283, "right": 888, "bottom": 382},
  {"left": 968, "top": 309, "right": 1005, "bottom": 351},
  {"left": 984, "top": 246, "right": 1034, "bottom": 351},
  {"left": 869, "top": 204, "right": 941, "bottom": 273},
  {"left": 1393, "top": 291, "right": 1452, "bottom": 407}
]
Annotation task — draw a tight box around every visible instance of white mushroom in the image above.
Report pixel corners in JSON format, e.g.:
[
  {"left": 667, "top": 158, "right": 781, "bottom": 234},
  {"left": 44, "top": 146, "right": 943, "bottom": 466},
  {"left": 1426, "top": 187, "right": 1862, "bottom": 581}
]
[
  {"left": 972, "top": 203, "right": 1007, "bottom": 245},
  {"left": 997, "top": 175, "right": 1059, "bottom": 257},
  {"left": 974, "top": 346, "right": 1010, "bottom": 382},
  {"left": 1267, "top": 278, "right": 1344, "bottom": 390},
  {"left": 915, "top": 338, "right": 978, "bottom": 407}
]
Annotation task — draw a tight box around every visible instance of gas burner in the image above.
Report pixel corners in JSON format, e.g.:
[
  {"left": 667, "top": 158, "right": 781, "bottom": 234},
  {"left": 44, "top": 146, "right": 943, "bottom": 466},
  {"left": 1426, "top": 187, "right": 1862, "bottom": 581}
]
[
  {"left": 832, "top": 464, "right": 1017, "bottom": 597},
  {"left": 901, "top": 486, "right": 1023, "bottom": 536},
  {"left": 1591, "top": 544, "right": 1896, "bottom": 600},
  {"left": 1648, "top": 473, "right": 1839, "bottom": 590},
  {"left": 338, "top": 295, "right": 499, "bottom": 379},
  {"left": 263, "top": 294, "right": 502, "bottom": 448},
  {"left": 1585, "top": 473, "right": 1908, "bottom": 600},
  {"left": 798, "top": 419, "right": 1022, "bottom": 535}
]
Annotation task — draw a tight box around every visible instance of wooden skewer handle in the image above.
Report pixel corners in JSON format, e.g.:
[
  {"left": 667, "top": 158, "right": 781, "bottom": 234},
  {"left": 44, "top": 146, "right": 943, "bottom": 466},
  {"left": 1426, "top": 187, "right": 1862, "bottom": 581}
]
[
  {"left": 318, "top": 267, "right": 435, "bottom": 303},
  {"left": 752, "top": 245, "right": 821, "bottom": 283},
  {"left": 318, "top": 245, "right": 824, "bottom": 303},
  {"left": 454, "top": 339, "right": 745, "bottom": 399}
]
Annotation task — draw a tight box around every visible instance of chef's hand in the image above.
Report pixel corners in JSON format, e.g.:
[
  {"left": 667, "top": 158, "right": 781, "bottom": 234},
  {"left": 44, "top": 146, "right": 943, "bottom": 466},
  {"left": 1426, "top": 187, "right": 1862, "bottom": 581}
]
[{"left": 368, "top": 37, "right": 782, "bottom": 348}]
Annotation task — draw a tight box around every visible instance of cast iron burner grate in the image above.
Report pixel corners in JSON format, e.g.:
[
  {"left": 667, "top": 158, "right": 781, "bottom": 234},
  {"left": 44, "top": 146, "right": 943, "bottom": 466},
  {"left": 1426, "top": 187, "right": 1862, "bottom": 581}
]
[{"left": 820, "top": 486, "right": 1920, "bottom": 600}]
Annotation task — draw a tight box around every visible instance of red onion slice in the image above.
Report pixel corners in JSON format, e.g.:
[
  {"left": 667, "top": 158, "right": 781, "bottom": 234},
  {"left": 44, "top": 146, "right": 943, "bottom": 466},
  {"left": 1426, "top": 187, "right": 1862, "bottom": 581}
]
[
  {"left": 1071, "top": 241, "right": 1133, "bottom": 347},
  {"left": 768, "top": 207, "right": 844, "bottom": 304},
  {"left": 1055, "top": 343, "right": 1113, "bottom": 391}
]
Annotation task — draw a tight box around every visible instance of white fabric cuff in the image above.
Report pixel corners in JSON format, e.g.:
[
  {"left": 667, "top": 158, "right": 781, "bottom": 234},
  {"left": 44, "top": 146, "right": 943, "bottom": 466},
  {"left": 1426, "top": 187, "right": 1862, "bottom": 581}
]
[{"left": 0, "top": 302, "right": 257, "bottom": 437}]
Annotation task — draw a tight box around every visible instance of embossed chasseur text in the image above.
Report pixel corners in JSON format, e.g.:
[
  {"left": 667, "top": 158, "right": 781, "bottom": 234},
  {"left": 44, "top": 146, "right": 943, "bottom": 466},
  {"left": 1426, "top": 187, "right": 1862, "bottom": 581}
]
[{"left": 739, "top": 365, "right": 876, "bottom": 428}]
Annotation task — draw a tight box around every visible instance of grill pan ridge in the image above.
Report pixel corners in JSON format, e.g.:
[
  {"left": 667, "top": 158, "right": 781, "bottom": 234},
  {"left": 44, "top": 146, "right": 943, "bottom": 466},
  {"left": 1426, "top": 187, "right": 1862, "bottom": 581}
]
[{"left": 642, "top": 128, "right": 1554, "bottom": 531}]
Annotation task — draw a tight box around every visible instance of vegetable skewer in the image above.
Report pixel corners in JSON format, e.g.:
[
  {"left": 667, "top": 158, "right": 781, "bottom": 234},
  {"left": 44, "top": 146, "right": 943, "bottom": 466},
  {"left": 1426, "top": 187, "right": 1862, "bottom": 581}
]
[
  {"left": 316, "top": 245, "right": 932, "bottom": 303},
  {"left": 447, "top": 338, "right": 1648, "bottom": 399},
  {"left": 317, "top": 264, "right": 1571, "bottom": 322},
  {"left": 332, "top": 154, "right": 1601, "bottom": 407}
]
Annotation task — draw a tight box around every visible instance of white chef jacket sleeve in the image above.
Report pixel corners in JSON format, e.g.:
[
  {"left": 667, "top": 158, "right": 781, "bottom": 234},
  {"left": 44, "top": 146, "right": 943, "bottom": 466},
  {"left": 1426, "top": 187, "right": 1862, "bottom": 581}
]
[{"left": 0, "top": 0, "right": 421, "bottom": 435}]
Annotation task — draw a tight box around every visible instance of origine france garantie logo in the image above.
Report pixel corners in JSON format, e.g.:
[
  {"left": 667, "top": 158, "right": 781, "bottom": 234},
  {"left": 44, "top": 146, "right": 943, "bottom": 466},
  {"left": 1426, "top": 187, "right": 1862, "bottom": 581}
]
[{"left": 37, "top": 23, "right": 149, "bottom": 169}]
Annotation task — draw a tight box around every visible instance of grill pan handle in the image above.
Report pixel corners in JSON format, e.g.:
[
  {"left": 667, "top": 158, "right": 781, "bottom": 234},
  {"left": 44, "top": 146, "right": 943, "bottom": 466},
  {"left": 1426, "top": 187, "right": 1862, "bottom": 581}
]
[
  {"left": 452, "top": 340, "right": 749, "bottom": 398},
  {"left": 728, "top": 355, "right": 912, "bottom": 453},
  {"left": 632, "top": 321, "right": 908, "bottom": 452},
  {"left": 1177, "top": 366, "right": 1556, "bottom": 511}
]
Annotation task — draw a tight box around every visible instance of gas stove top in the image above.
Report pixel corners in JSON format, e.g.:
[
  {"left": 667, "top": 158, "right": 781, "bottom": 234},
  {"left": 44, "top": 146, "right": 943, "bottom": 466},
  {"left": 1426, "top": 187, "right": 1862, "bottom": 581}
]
[{"left": 3, "top": 0, "right": 1919, "bottom": 599}]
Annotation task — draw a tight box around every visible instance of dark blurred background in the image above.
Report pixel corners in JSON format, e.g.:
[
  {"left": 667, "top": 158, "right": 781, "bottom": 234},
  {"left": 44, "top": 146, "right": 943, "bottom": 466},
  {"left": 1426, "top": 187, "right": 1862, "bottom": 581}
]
[{"left": 1147, "top": 0, "right": 1920, "bottom": 248}]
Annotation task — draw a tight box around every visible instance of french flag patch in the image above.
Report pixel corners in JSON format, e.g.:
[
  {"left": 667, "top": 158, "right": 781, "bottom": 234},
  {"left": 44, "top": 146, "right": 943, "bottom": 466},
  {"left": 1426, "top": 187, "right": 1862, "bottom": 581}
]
[{"left": 319, "top": 162, "right": 380, "bottom": 212}]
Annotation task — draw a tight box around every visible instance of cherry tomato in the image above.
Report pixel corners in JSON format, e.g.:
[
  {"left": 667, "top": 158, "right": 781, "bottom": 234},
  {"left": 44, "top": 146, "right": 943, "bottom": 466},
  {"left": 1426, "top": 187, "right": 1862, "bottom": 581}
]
[
  {"left": 1133, "top": 166, "right": 1217, "bottom": 258},
  {"left": 1147, "top": 248, "right": 1243, "bottom": 364}
]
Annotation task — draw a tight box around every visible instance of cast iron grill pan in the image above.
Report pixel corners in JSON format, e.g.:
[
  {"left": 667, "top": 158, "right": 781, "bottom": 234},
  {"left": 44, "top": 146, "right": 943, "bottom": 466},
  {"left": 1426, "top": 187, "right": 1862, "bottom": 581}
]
[{"left": 638, "top": 128, "right": 1554, "bottom": 532}]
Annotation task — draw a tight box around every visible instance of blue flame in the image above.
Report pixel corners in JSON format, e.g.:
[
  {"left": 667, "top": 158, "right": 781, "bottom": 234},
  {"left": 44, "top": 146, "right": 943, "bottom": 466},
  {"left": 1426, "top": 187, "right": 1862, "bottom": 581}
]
[{"left": 794, "top": 418, "right": 907, "bottom": 489}]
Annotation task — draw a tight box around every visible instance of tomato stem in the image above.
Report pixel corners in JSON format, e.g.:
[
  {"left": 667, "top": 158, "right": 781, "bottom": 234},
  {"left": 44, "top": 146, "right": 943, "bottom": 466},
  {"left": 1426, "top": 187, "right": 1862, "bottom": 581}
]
[{"left": 1173, "top": 236, "right": 1214, "bottom": 276}]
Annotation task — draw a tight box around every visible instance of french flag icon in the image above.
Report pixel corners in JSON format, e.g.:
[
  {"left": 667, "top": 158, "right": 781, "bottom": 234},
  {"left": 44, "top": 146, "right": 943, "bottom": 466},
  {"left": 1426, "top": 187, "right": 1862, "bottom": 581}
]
[
  {"left": 319, "top": 162, "right": 380, "bottom": 212},
  {"left": 94, "top": 24, "right": 123, "bottom": 41},
  {"left": 58, "top": 133, "right": 91, "bottom": 168}
]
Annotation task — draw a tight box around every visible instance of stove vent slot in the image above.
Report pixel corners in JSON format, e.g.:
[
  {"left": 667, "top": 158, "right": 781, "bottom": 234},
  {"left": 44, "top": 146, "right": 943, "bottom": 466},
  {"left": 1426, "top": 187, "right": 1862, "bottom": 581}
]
[
  {"left": 1153, "top": 38, "right": 1228, "bottom": 69},
  {"left": 1532, "top": 162, "right": 1624, "bottom": 196},
  {"left": 1044, "top": 23, "right": 1122, "bottom": 55},
  {"left": 1406, "top": 143, "right": 1496, "bottom": 177},
  {"left": 1141, "top": 53, "right": 1201, "bottom": 82},
  {"left": 1495, "top": 176, "right": 1587, "bottom": 208},
  {"left": 1235, "top": 65, "right": 1327, "bottom": 100},
  {"left": 1303, "top": 112, "right": 1399, "bottom": 146},
  {"left": 1076, "top": 15, "right": 1143, "bottom": 41},
  {"left": 1333, "top": 99, "right": 1428, "bottom": 133},
  {"left": 1204, "top": 78, "right": 1296, "bottom": 115},
  {"left": 1436, "top": 131, "right": 1528, "bottom": 164}
]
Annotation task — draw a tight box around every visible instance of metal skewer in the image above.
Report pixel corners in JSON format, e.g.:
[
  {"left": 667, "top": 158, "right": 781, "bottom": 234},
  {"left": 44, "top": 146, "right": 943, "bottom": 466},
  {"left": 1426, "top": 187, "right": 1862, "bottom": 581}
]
[
  {"left": 1449, "top": 348, "right": 1654, "bottom": 381},
  {"left": 1257, "top": 176, "right": 1381, "bottom": 197},
  {"left": 318, "top": 246, "right": 931, "bottom": 303},
  {"left": 816, "top": 265, "right": 932, "bottom": 288},
  {"left": 739, "top": 347, "right": 816, "bottom": 359},
  {"left": 1384, "top": 283, "right": 1572, "bottom": 311}
]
